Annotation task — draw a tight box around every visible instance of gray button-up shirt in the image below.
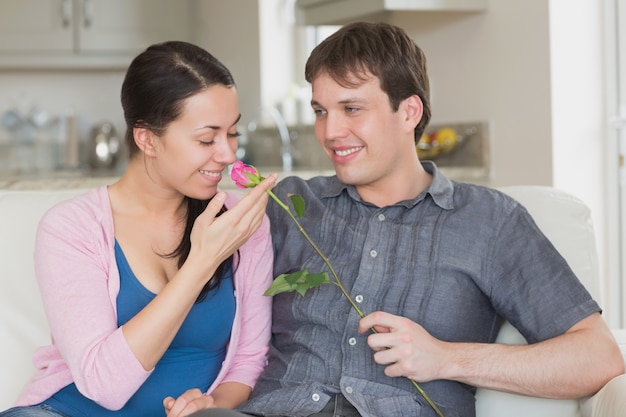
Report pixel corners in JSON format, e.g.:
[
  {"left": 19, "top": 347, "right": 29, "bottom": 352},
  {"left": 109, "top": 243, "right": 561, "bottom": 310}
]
[{"left": 239, "top": 162, "right": 599, "bottom": 417}]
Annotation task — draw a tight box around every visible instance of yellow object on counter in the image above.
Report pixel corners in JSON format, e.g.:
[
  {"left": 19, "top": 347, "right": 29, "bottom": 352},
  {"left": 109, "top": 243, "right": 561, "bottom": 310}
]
[{"left": 416, "top": 127, "right": 459, "bottom": 159}]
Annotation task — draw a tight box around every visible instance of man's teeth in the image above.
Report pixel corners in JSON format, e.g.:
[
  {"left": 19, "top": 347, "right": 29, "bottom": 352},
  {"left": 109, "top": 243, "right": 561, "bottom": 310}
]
[
  {"left": 199, "top": 170, "right": 220, "bottom": 177},
  {"left": 335, "top": 147, "right": 362, "bottom": 157}
]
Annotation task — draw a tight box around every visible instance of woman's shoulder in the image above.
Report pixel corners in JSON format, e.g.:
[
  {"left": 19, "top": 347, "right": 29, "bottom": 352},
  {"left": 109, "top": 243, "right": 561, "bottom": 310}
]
[{"left": 41, "top": 186, "right": 111, "bottom": 227}]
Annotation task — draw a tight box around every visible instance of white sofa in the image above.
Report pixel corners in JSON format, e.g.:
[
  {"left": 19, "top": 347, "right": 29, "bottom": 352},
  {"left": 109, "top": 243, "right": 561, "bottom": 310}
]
[{"left": 0, "top": 185, "right": 625, "bottom": 416}]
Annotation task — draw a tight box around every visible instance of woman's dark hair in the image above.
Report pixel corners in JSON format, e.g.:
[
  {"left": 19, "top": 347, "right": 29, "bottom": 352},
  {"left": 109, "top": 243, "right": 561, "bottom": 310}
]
[
  {"left": 305, "top": 21, "right": 431, "bottom": 143},
  {"left": 121, "top": 41, "right": 238, "bottom": 302}
]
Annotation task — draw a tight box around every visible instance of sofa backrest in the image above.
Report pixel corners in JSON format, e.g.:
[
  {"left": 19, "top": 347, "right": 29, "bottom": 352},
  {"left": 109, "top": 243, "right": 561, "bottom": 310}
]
[
  {"left": 475, "top": 185, "right": 602, "bottom": 417},
  {"left": 0, "top": 189, "right": 86, "bottom": 410}
]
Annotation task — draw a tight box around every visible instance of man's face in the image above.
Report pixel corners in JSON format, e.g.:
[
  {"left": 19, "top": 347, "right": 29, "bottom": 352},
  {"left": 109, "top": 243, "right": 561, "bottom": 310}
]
[{"left": 310, "top": 71, "right": 420, "bottom": 201}]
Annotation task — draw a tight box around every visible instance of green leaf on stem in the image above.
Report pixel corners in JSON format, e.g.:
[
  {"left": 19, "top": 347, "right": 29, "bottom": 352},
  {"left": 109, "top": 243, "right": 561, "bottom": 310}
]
[
  {"left": 264, "top": 269, "right": 330, "bottom": 297},
  {"left": 287, "top": 193, "right": 306, "bottom": 218}
]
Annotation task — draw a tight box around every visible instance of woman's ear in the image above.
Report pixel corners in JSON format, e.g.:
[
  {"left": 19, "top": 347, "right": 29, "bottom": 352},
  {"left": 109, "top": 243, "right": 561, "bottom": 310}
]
[{"left": 133, "top": 127, "right": 157, "bottom": 157}]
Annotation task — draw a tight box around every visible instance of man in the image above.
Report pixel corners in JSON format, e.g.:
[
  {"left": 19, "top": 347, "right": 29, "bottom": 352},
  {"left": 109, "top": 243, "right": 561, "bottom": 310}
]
[{"left": 191, "top": 21, "right": 624, "bottom": 417}]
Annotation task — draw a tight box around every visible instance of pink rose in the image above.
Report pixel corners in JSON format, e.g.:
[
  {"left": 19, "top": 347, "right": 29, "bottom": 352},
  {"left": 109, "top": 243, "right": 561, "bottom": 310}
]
[{"left": 231, "top": 160, "right": 262, "bottom": 189}]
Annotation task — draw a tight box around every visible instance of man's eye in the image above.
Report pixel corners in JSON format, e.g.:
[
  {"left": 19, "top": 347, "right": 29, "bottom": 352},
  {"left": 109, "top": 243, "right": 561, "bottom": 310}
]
[
  {"left": 313, "top": 108, "right": 327, "bottom": 116},
  {"left": 345, "top": 106, "right": 359, "bottom": 113}
]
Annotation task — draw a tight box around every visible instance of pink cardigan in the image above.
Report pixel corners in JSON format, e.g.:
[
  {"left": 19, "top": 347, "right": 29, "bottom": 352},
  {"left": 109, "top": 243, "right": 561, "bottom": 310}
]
[{"left": 15, "top": 186, "right": 273, "bottom": 410}]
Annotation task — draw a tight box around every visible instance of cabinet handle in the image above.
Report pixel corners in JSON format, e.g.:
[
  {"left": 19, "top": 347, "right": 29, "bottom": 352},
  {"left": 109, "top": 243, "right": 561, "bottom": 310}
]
[
  {"left": 82, "top": 0, "right": 94, "bottom": 28},
  {"left": 61, "top": 0, "right": 72, "bottom": 28}
]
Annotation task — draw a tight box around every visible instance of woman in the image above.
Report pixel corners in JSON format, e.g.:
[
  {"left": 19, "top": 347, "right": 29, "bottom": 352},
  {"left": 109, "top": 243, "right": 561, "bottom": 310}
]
[{"left": 0, "top": 41, "right": 276, "bottom": 417}]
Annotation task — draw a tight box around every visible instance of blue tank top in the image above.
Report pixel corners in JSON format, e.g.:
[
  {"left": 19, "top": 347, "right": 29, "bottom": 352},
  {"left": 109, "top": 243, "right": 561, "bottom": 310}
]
[{"left": 44, "top": 240, "right": 236, "bottom": 417}]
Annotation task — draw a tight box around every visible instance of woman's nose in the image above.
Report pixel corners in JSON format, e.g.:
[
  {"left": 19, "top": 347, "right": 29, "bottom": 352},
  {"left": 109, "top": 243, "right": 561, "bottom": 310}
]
[{"left": 214, "top": 137, "right": 237, "bottom": 165}]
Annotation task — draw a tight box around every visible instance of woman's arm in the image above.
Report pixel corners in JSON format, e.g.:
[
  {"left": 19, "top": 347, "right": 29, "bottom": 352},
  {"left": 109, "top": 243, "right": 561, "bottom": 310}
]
[
  {"left": 123, "top": 179, "right": 275, "bottom": 370},
  {"left": 214, "top": 206, "right": 274, "bottom": 388}
]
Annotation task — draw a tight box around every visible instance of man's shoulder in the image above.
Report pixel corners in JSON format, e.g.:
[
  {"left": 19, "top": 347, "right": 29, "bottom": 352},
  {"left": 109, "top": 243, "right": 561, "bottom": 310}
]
[
  {"left": 447, "top": 181, "right": 523, "bottom": 221},
  {"left": 453, "top": 181, "right": 518, "bottom": 206}
]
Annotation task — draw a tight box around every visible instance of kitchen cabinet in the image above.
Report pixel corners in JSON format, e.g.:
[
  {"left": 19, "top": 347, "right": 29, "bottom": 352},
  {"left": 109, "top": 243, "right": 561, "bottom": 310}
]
[
  {"left": 0, "top": 0, "right": 190, "bottom": 69},
  {"left": 295, "top": 0, "right": 487, "bottom": 25}
]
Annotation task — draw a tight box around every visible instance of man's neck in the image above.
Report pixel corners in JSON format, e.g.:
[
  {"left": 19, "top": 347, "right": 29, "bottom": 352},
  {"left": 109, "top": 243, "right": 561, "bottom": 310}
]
[{"left": 355, "top": 162, "right": 432, "bottom": 207}]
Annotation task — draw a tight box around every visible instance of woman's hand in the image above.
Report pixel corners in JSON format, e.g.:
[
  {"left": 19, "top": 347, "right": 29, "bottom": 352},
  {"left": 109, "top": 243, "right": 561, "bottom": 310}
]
[
  {"left": 164, "top": 388, "right": 215, "bottom": 417},
  {"left": 163, "top": 381, "right": 252, "bottom": 416},
  {"left": 186, "top": 173, "right": 277, "bottom": 279}
]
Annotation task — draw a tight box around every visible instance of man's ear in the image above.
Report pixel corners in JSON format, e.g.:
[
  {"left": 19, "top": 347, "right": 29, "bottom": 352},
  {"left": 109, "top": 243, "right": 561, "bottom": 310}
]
[
  {"left": 402, "top": 95, "right": 424, "bottom": 130},
  {"left": 134, "top": 127, "right": 157, "bottom": 157}
]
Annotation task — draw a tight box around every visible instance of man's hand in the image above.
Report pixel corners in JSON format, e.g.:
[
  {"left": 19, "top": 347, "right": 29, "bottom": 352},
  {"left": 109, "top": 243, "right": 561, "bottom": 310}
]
[
  {"left": 359, "top": 310, "right": 447, "bottom": 382},
  {"left": 360, "top": 311, "right": 624, "bottom": 399}
]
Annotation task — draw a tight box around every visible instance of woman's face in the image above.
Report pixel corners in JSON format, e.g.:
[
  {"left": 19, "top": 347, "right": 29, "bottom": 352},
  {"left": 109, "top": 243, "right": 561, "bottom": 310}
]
[{"left": 150, "top": 85, "right": 240, "bottom": 200}]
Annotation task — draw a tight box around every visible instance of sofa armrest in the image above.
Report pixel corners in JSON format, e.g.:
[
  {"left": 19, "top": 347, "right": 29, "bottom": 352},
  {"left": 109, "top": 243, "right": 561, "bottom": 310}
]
[
  {"left": 580, "top": 374, "right": 626, "bottom": 417},
  {"left": 579, "top": 329, "right": 626, "bottom": 417}
]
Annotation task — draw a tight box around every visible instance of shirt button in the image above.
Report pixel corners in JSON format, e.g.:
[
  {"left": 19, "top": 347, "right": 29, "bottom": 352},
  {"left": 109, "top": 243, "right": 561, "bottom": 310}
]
[
  {"left": 370, "top": 250, "right": 377, "bottom": 258},
  {"left": 345, "top": 386, "right": 353, "bottom": 394},
  {"left": 312, "top": 393, "right": 320, "bottom": 402},
  {"left": 355, "top": 294, "right": 363, "bottom": 303},
  {"left": 348, "top": 337, "right": 357, "bottom": 346},
  {"left": 378, "top": 213, "right": 385, "bottom": 221}
]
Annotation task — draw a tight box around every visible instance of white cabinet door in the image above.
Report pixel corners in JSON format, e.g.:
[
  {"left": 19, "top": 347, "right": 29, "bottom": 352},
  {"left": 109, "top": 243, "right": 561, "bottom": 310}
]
[
  {"left": 0, "top": 0, "right": 189, "bottom": 67},
  {"left": 0, "top": 0, "right": 74, "bottom": 53},
  {"left": 77, "top": 0, "right": 189, "bottom": 53}
]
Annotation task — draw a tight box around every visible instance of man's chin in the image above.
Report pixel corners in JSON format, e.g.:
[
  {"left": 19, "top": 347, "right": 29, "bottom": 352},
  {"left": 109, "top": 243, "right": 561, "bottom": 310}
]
[{"left": 334, "top": 167, "right": 362, "bottom": 186}]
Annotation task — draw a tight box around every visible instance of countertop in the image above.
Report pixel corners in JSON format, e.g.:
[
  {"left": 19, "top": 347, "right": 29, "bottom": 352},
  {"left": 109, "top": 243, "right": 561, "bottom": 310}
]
[
  {"left": 0, "top": 167, "right": 336, "bottom": 190},
  {"left": 0, "top": 164, "right": 490, "bottom": 191}
]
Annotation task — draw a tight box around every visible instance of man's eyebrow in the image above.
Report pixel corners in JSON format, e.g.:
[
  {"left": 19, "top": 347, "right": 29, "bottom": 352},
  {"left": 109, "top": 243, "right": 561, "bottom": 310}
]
[
  {"left": 311, "top": 98, "right": 364, "bottom": 106},
  {"left": 339, "top": 97, "right": 365, "bottom": 104}
]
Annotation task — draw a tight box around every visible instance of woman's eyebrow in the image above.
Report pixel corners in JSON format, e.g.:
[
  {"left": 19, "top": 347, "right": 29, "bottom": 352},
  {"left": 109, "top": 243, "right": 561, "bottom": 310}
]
[{"left": 194, "top": 113, "right": 242, "bottom": 131}]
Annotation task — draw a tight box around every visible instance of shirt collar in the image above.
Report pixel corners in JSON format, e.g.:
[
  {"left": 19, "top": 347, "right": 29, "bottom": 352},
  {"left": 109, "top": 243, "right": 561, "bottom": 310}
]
[{"left": 319, "top": 161, "right": 455, "bottom": 210}]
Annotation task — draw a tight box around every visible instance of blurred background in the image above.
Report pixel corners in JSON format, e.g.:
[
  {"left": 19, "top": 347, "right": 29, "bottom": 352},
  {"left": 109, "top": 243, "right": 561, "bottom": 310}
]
[{"left": 0, "top": 0, "right": 624, "bottom": 329}]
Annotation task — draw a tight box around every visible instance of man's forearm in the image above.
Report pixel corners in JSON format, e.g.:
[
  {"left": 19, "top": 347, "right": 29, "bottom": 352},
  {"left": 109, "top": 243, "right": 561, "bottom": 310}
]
[{"left": 442, "top": 314, "right": 624, "bottom": 398}]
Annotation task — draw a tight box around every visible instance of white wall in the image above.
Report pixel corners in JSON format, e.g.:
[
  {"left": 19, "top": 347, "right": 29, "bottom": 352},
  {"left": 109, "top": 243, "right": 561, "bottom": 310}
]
[
  {"left": 390, "top": 4, "right": 554, "bottom": 186},
  {"left": 549, "top": 1, "right": 612, "bottom": 320},
  {"left": 190, "top": 0, "right": 262, "bottom": 125},
  {"left": 187, "top": 0, "right": 297, "bottom": 126}
]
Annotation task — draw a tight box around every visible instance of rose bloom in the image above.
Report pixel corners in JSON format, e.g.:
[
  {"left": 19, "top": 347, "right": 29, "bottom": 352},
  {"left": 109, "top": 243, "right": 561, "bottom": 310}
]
[{"left": 231, "top": 160, "right": 262, "bottom": 189}]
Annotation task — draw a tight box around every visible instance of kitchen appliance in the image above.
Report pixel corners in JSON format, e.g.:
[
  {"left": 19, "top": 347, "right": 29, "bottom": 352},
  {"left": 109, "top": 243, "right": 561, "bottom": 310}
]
[{"left": 88, "top": 121, "right": 120, "bottom": 169}]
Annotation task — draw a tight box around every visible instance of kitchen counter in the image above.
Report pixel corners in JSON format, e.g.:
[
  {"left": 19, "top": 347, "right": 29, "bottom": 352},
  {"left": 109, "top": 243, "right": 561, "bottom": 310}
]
[
  {"left": 0, "top": 163, "right": 490, "bottom": 191},
  {"left": 0, "top": 167, "right": 336, "bottom": 190}
]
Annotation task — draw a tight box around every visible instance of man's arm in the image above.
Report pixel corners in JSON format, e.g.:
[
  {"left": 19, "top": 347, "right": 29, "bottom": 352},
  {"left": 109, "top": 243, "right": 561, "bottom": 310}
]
[{"left": 359, "top": 311, "right": 624, "bottom": 398}]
